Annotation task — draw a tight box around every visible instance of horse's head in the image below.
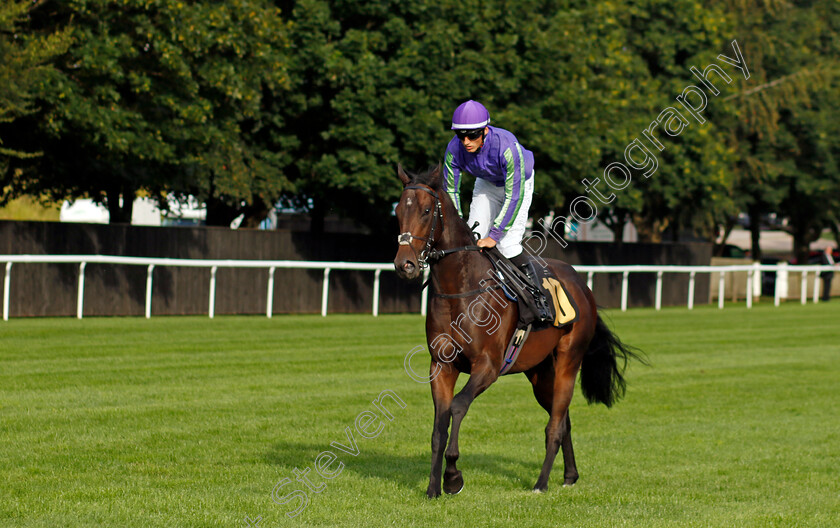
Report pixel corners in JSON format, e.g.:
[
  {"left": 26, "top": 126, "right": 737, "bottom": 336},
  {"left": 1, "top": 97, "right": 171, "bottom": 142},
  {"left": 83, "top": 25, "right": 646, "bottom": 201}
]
[{"left": 394, "top": 164, "right": 443, "bottom": 280}]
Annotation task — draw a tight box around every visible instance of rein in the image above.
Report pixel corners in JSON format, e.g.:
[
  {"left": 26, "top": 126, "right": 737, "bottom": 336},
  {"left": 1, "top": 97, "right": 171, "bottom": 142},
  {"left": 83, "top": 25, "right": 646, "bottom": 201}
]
[
  {"left": 428, "top": 245, "right": 482, "bottom": 262},
  {"left": 397, "top": 184, "right": 443, "bottom": 269},
  {"left": 398, "top": 183, "right": 492, "bottom": 298},
  {"left": 398, "top": 183, "right": 485, "bottom": 267}
]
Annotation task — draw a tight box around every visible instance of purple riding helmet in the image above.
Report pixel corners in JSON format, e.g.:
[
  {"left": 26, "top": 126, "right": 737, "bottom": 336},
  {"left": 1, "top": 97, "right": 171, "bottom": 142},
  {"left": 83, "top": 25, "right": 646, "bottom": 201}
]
[{"left": 451, "top": 100, "right": 491, "bottom": 130}]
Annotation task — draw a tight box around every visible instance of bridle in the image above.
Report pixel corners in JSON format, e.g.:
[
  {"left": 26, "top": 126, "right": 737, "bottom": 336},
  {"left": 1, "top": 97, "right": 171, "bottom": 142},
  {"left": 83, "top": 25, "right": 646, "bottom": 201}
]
[{"left": 397, "top": 184, "right": 443, "bottom": 269}]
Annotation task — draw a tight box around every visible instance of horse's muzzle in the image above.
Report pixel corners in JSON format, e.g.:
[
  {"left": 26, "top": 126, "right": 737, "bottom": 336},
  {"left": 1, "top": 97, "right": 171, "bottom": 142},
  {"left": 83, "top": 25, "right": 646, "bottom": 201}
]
[{"left": 394, "top": 255, "right": 420, "bottom": 280}]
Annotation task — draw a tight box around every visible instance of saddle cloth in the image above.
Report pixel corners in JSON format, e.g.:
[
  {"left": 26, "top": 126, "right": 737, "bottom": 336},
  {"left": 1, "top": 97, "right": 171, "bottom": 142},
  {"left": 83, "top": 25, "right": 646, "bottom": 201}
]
[
  {"left": 525, "top": 259, "right": 579, "bottom": 328},
  {"left": 491, "top": 254, "right": 580, "bottom": 375},
  {"left": 485, "top": 249, "right": 578, "bottom": 330}
]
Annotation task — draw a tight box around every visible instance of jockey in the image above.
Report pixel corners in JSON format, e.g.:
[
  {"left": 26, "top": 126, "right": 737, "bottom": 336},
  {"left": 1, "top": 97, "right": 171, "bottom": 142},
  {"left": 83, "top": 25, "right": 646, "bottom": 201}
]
[
  {"left": 442, "top": 99, "right": 535, "bottom": 274},
  {"left": 442, "top": 100, "right": 553, "bottom": 326}
]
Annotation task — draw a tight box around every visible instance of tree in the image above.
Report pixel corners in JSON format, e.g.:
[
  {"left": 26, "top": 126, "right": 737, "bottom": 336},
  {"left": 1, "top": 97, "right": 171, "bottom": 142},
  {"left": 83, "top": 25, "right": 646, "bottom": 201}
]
[
  {"left": 0, "top": 1, "right": 70, "bottom": 176},
  {"left": 777, "top": 85, "right": 840, "bottom": 263},
  {"left": 714, "top": 0, "right": 840, "bottom": 259},
  {"left": 275, "top": 0, "right": 838, "bottom": 245},
  {"left": 275, "top": 0, "right": 670, "bottom": 234},
  {"left": 4, "top": 0, "right": 837, "bottom": 243},
  {"left": 589, "top": 0, "right": 739, "bottom": 243},
  {"left": 2, "top": 0, "right": 293, "bottom": 225}
]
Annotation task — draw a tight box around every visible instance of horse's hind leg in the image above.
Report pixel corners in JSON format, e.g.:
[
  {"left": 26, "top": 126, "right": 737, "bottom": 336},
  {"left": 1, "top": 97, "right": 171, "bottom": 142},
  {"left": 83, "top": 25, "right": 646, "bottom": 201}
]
[
  {"left": 527, "top": 360, "right": 576, "bottom": 490},
  {"left": 427, "top": 361, "right": 458, "bottom": 499},
  {"left": 560, "top": 412, "right": 579, "bottom": 485},
  {"left": 443, "top": 356, "right": 498, "bottom": 495},
  {"left": 532, "top": 358, "right": 578, "bottom": 492}
]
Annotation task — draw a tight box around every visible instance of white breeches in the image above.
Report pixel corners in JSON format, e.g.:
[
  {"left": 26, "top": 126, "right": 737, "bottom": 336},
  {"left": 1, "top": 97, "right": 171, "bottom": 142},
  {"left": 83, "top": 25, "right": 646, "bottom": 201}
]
[{"left": 466, "top": 173, "right": 534, "bottom": 258}]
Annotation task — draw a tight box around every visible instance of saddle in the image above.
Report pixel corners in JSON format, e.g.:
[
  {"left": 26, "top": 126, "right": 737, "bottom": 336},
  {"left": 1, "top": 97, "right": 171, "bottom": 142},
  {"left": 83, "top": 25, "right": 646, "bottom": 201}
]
[
  {"left": 484, "top": 248, "right": 579, "bottom": 331},
  {"left": 483, "top": 249, "right": 579, "bottom": 375}
]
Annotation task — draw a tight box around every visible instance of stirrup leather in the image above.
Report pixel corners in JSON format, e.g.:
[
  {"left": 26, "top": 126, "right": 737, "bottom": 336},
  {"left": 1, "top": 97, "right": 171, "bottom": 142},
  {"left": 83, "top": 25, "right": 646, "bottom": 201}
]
[{"left": 520, "top": 266, "right": 553, "bottom": 324}]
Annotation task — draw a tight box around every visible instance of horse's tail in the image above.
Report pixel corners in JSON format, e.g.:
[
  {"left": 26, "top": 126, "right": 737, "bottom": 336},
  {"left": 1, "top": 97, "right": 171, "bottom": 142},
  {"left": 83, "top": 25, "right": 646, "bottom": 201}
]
[{"left": 579, "top": 313, "right": 645, "bottom": 407}]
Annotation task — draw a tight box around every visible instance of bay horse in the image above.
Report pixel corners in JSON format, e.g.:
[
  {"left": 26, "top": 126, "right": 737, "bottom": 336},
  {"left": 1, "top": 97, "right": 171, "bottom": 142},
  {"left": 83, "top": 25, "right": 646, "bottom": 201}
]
[{"left": 393, "top": 165, "right": 640, "bottom": 498}]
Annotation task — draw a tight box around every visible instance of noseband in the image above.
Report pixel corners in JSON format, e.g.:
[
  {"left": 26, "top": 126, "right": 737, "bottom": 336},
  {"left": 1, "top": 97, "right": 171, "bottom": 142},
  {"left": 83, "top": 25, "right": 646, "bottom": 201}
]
[{"left": 398, "top": 184, "right": 443, "bottom": 269}]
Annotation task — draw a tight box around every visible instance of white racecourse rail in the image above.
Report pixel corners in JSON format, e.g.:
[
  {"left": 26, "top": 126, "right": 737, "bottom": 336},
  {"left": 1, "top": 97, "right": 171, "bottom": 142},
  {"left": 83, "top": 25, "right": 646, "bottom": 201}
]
[{"left": 0, "top": 255, "right": 834, "bottom": 321}]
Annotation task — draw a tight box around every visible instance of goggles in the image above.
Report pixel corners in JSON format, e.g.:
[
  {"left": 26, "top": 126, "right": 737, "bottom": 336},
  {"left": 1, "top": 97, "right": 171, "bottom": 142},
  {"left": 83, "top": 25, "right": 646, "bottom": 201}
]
[{"left": 455, "top": 128, "right": 484, "bottom": 141}]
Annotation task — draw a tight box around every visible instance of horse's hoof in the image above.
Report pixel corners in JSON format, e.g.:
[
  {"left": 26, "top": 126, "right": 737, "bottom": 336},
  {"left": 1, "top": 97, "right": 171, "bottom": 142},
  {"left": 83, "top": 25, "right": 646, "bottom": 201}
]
[
  {"left": 532, "top": 488, "right": 545, "bottom": 494},
  {"left": 443, "top": 471, "right": 464, "bottom": 495},
  {"left": 426, "top": 488, "right": 441, "bottom": 499},
  {"left": 563, "top": 475, "right": 579, "bottom": 486},
  {"left": 444, "top": 482, "right": 464, "bottom": 495}
]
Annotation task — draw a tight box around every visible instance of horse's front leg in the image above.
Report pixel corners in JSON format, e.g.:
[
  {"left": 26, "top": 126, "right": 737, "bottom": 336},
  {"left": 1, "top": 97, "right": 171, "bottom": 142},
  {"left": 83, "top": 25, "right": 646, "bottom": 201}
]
[
  {"left": 444, "top": 355, "right": 498, "bottom": 495},
  {"left": 427, "top": 361, "right": 458, "bottom": 498}
]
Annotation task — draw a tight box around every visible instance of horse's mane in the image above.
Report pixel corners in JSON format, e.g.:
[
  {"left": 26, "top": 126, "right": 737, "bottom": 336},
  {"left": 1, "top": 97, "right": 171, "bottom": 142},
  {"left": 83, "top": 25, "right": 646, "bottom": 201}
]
[
  {"left": 406, "top": 164, "right": 443, "bottom": 191},
  {"left": 403, "top": 163, "right": 481, "bottom": 246}
]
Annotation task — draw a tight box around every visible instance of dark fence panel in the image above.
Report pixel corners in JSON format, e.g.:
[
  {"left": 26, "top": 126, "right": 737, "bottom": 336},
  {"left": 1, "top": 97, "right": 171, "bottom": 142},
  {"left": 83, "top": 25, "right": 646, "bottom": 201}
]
[
  {"left": 0, "top": 220, "right": 711, "bottom": 316},
  {"left": 6, "top": 263, "right": 78, "bottom": 317},
  {"left": 539, "top": 241, "right": 713, "bottom": 308}
]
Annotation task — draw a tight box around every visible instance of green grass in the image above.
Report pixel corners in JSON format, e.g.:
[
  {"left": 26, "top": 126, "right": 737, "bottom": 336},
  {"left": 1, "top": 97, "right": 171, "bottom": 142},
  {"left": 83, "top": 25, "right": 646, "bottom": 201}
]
[{"left": 1, "top": 303, "right": 839, "bottom": 527}]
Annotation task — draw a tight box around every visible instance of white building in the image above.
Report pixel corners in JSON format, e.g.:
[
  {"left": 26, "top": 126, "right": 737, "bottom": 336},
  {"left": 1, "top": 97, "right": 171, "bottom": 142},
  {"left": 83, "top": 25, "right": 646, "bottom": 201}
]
[{"left": 60, "top": 196, "right": 206, "bottom": 226}]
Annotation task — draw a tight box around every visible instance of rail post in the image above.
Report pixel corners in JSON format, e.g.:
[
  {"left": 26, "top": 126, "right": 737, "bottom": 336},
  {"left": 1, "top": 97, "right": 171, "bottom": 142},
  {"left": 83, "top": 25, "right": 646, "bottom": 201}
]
[
  {"left": 266, "top": 266, "right": 275, "bottom": 318},
  {"left": 209, "top": 266, "right": 218, "bottom": 318},
  {"left": 746, "top": 268, "right": 753, "bottom": 309},
  {"left": 620, "top": 270, "right": 629, "bottom": 312},
  {"left": 420, "top": 267, "right": 430, "bottom": 316},
  {"left": 687, "top": 270, "right": 696, "bottom": 310},
  {"left": 774, "top": 262, "right": 788, "bottom": 307},
  {"left": 321, "top": 268, "right": 330, "bottom": 316},
  {"left": 77, "top": 262, "right": 87, "bottom": 319},
  {"left": 655, "top": 270, "right": 663, "bottom": 311},
  {"left": 800, "top": 270, "right": 808, "bottom": 305},
  {"left": 372, "top": 269, "right": 381, "bottom": 317},
  {"left": 3, "top": 262, "right": 11, "bottom": 321},
  {"left": 145, "top": 264, "right": 155, "bottom": 319}
]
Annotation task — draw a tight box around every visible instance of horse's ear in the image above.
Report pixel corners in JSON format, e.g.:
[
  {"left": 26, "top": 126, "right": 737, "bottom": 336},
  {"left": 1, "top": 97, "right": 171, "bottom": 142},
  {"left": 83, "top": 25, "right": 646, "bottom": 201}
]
[
  {"left": 397, "top": 164, "right": 411, "bottom": 186},
  {"left": 428, "top": 163, "right": 442, "bottom": 189}
]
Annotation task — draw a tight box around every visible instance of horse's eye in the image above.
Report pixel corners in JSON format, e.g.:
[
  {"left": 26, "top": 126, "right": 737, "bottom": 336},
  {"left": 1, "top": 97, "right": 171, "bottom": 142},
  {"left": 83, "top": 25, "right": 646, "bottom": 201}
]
[{"left": 423, "top": 208, "right": 431, "bottom": 215}]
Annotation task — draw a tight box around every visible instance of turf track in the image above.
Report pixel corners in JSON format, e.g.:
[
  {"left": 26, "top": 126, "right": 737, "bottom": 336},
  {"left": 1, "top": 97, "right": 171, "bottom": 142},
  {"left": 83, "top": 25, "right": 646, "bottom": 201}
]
[{"left": 1, "top": 302, "right": 839, "bottom": 527}]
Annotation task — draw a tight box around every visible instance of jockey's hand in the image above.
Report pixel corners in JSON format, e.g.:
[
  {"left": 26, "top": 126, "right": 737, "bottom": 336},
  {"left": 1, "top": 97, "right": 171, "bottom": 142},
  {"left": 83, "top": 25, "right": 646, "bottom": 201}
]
[{"left": 477, "top": 237, "right": 497, "bottom": 249}]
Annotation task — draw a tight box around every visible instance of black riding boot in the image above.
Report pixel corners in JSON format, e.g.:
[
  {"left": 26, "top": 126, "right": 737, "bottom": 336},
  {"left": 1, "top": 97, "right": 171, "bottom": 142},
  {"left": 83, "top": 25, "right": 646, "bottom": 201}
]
[
  {"left": 510, "top": 253, "right": 531, "bottom": 279},
  {"left": 509, "top": 253, "right": 553, "bottom": 324}
]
